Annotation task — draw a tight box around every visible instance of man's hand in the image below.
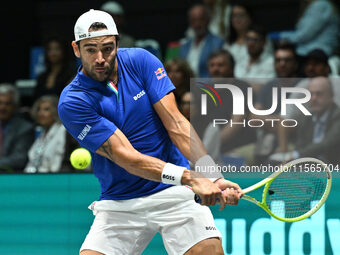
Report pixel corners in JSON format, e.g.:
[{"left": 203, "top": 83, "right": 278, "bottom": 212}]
[
  {"left": 214, "top": 179, "right": 243, "bottom": 206},
  {"left": 190, "top": 178, "right": 227, "bottom": 210}
]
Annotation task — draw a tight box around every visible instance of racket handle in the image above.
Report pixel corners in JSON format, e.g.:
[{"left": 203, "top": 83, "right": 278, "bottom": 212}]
[
  {"left": 194, "top": 194, "right": 220, "bottom": 204},
  {"left": 194, "top": 194, "right": 202, "bottom": 204}
]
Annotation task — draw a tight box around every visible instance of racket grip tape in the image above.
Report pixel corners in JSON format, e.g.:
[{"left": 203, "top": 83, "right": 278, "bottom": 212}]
[
  {"left": 194, "top": 194, "right": 220, "bottom": 204},
  {"left": 194, "top": 194, "right": 202, "bottom": 204}
]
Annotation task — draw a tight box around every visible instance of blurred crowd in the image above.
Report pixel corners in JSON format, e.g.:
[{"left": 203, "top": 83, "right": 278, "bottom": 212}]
[{"left": 0, "top": 0, "right": 339, "bottom": 173}]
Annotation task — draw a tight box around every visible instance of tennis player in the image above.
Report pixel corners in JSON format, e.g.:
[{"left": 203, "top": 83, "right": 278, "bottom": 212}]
[{"left": 58, "top": 9, "right": 243, "bottom": 255}]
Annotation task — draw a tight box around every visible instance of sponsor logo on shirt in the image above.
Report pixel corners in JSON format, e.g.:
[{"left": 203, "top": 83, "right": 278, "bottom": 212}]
[
  {"left": 133, "top": 90, "right": 146, "bottom": 101},
  {"left": 154, "top": 67, "right": 166, "bottom": 80},
  {"left": 205, "top": 226, "right": 217, "bottom": 231},
  {"left": 78, "top": 124, "right": 92, "bottom": 141}
]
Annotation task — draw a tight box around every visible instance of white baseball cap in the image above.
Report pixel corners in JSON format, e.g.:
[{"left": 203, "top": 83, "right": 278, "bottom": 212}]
[{"left": 74, "top": 9, "right": 119, "bottom": 42}]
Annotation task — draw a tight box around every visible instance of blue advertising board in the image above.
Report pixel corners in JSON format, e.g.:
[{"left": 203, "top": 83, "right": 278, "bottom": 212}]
[{"left": 0, "top": 174, "right": 338, "bottom": 255}]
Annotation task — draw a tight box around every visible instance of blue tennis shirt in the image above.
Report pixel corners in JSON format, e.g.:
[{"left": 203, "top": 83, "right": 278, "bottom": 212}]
[{"left": 58, "top": 48, "right": 190, "bottom": 200}]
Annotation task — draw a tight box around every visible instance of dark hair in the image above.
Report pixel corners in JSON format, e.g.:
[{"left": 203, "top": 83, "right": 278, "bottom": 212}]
[
  {"left": 247, "top": 24, "right": 267, "bottom": 40},
  {"left": 43, "top": 36, "right": 71, "bottom": 70},
  {"left": 274, "top": 41, "right": 298, "bottom": 59},
  {"left": 208, "top": 49, "right": 235, "bottom": 70},
  {"left": 188, "top": 4, "right": 210, "bottom": 20},
  {"left": 305, "top": 49, "right": 329, "bottom": 65},
  {"left": 89, "top": 22, "right": 107, "bottom": 31},
  {"left": 228, "top": 3, "right": 253, "bottom": 44},
  {"left": 76, "top": 22, "right": 120, "bottom": 47},
  {"left": 164, "top": 58, "right": 194, "bottom": 89},
  {"left": 164, "top": 58, "right": 194, "bottom": 103}
]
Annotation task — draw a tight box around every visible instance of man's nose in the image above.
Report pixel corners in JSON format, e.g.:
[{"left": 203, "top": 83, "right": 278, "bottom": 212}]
[
  {"left": 96, "top": 51, "right": 105, "bottom": 64},
  {"left": 310, "top": 93, "right": 317, "bottom": 102}
]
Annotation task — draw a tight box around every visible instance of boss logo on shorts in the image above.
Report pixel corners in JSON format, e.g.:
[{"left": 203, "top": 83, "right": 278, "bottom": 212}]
[
  {"left": 133, "top": 90, "right": 146, "bottom": 101},
  {"left": 162, "top": 174, "right": 175, "bottom": 181},
  {"left": 205, "top": 226, "right": 217, "bottom": 231}
]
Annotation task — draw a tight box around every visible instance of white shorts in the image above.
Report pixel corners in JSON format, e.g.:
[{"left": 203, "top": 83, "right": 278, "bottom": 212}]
[{"left": 80, "top": 185, "right": 221, "bottom": 255}]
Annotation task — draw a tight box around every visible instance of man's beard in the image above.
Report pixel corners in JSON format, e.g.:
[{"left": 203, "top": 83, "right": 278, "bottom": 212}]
[{"left": 81, "top": 54, "right": 116, "bottom": 82}]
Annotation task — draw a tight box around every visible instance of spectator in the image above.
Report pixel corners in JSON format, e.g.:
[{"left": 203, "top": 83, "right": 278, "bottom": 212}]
[
  {"left": 164, "top": 58, "right": 194, "bottom": 104},
  {"left": 255, "top": 43, "right": 300, "bottom": 118},
  {"left": 24, "top": 95, "right": 67, "bottom": 173},
  {"left": 253, "top": 43, "right": 300, "bottom": 163},
  {"left": 0, "top": 84, "right": 34, "bottom": 172},
  {"left": 33, "top": 36, "right": 76, "bottom": 102},
  {"left": 185, "top": 0, "right": 232, "bottom": 39},
  {"left": 234, "top": 24, "right": 275, "bottom": 84},
  {"left": 198, "top": 49, "right": 256, "bottom": 161},
  {"left": 180, "top": 4, "right": 224, "bottom": 77},
  {"left": 279, "top": 0, "right": 340, "bottom": 56},
  {"left": 285, "top": 49, "right": 331, "bottom": 120},
  {"left": 274, "top": 42, "right": 300, "bottom": 78},
  {"left": 203, "top": 0, "right": 232, "bottom": 39},
  {"left": 101, "top": 1, "right": 135, "bottom": 48},
  {"left": 273, "top": 48, "right": 332, "bottom": 156},
  {"left": 179, "top": 91, "right": 192, "bottom": 121},
  {"left": 224, "top": 4, "right": 252, "bottom": 63},
  {"left": 270, "top": 77, "right": 340, "bottom": 164},
  {"left": 225, "top": 4, "right": 273, "bottom": 70},
  {"left": 304, "top": 49, "right": 331, "bottom": 78}
]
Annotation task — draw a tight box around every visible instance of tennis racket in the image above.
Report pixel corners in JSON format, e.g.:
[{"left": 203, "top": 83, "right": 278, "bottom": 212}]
[{"left": 195, "top": 157, "right": 332, "bottom": 222}]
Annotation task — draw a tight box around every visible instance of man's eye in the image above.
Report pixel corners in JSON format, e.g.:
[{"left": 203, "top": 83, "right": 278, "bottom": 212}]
[
  {"left": 104, "top": 47, "right": 113, "bottom": 52},
  {"left": 86, "top": 48, "right": 96, "bottom": 53}
]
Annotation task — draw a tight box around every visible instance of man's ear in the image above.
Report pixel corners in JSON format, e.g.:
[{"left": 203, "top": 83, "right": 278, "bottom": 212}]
[{"left": 72, "top": 41, "right": 80, "bottom": 58}]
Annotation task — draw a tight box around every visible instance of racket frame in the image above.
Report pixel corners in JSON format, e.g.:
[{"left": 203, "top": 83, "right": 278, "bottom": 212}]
[{"left": 241, "top": 157, "right": 332, "bottom": 222}]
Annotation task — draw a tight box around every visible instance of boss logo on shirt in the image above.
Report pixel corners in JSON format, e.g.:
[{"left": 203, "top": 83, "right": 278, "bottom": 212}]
[
  {"left": 133, "top": 90, "right": 145, "bottom": 101},
  {"left": 162, "top": 174, "right": 175, "bottom": 181}
]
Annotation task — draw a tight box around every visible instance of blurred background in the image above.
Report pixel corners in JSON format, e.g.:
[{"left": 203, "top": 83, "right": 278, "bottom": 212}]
[
  {"left": 0, "top": 0, "right": 340, "bottom": 254},
  {"left": 0, "top": 0, "right": 303, "bottom": 84}
]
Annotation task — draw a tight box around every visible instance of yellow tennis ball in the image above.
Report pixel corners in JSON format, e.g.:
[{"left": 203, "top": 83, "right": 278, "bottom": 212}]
[{"left": 70, "top": 148, "right": 91, "bottom": 169}]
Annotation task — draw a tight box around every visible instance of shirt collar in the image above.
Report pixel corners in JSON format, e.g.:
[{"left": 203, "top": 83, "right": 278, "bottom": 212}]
[
  {"left": 77, "top": 65, "right": 107, "bottom": 90},
  {"left": 312, "top": 109, "right": 330, "bottom": 123}
]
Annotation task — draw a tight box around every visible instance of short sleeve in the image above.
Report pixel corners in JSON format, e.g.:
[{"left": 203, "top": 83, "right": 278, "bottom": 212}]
[
  {"left": 58, "top": 97, "right": 117, "bottom": 153},
  {"left": 135, "top": 49, "right": 175, "bottom": 104}
]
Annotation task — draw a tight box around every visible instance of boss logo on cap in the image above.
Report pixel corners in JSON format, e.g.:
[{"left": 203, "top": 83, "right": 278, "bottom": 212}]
[{"left": 79, "top": 34, "right": 87, "bottom": 39}]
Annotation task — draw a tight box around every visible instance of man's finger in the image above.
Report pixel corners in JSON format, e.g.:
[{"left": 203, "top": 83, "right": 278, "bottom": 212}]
[{"left": 218, "top": 191, "right": 226, "bottom": 210}]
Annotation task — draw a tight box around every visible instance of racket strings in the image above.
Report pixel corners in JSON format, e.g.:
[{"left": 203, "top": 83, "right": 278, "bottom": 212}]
[{"left": 265, "top": 161, "right": 328, "bottom": 219}]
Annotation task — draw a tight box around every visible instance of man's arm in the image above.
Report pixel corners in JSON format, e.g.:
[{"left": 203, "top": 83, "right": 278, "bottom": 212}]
[
  {"left": 153, "top": 92, "right": 243, "bottom": 201},
  {"left": 153, "top": 92, "right": 206, "bottom": 163},
  {"left": 96, "top": 128, "right": 228, "bottom": 208},
  {"left": 96, "top": 128, "right": 166, "bottom": 182}
]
